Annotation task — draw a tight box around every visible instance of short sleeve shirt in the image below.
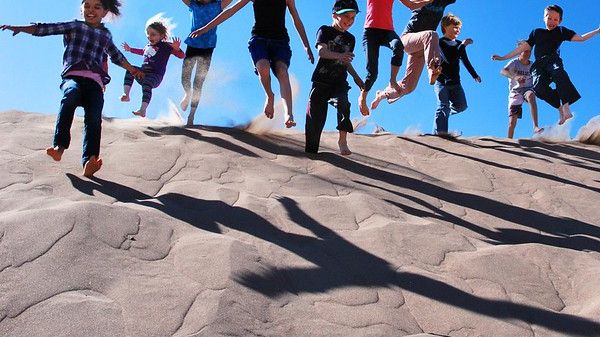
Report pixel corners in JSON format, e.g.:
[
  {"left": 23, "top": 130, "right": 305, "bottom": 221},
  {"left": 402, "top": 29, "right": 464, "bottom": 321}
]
[
  {"left": 526, "top": 26, "right": 576, "bottom": 60},
  {"left": 503, "top": 59, "right": 533, "bottom": 90},
  {"left": 184, "top": 0, "right": 222, "bottom": 49},
  {"left": 311, "top": 26, "right": 356, "bottom": 85},
  {"left": 403, "top": 0, "right": 456, "bottom": 34}
]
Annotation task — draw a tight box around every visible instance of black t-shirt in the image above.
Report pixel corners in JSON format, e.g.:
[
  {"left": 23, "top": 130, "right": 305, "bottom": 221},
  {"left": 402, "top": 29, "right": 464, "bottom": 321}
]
[
  {"left": 311, "top": 25, "right": 356, "bottom": 85},
  {"left": 526, "top": 26, "right": 576, "bottom": 60},
  {"left": 438, "top": 37, "right": 478, "bottom": 85},
  {"left": 403, "top": 0, "right": 456, "bottom": 34},
  {"left": 251, "top": 0, "right": 289, "bottom": 41}
]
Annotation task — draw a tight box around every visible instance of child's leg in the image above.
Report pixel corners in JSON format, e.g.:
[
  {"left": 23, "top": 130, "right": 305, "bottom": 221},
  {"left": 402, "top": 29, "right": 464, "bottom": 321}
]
[
  {"left": 81, "top": 78, "right": 104, "bottom": 176},
  {"left": 371, "top": 48, "right": 424, "bottom": 109},
  {"left": 546, "top": 60, "right": 579, "bottom": 125},
  {"left": 49, "top": 78, "right": 83, "bottom": 161},
  {"left": 188, "top": 52, "right": 214, "bottom": 126},
  {"left": 333, "top": 87, "right": 354, "bottom": 155},
  {"left": 449, "top": 84, "right": 468, "bottom": 114},
  {"left": 524, "top": 90, "right": 542, "bottom": 133},
  {"left": 388, "top": 31, "right": 404, "bottom": 90},
  {"left": 121, "top": 68, "right": 138, "bottom": 102},
  {"left": 181, "top": 56, "right": 196, "bottom": 111},
  {"left": 361, "top": 29, "right": 383, "bottom": 116},
  {"left": 433, "top": 82, "right": 451, "bottom": 134},
  {"left": 133, "top": 74, "right": 161, "bottom": 117},
  {"left": 507, "top": 105, "right": 522, "bottom": 139},
  {"left": 273, "top": 61, "right": 295, "bottom": 128},
  {"left": 532, "top": 64, "right": 561, "bottom": 110},
  {"left": 255, "top": 59, "right": 275, "bottom": 119},
  {"left": 305, "top": 83, "right": 330, "bottom": 153}
]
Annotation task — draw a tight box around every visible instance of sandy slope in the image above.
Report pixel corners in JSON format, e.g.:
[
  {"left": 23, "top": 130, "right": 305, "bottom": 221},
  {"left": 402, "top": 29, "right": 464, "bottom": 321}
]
[{"left": 0, "top": 111, "right": 599, "bottom": 337}]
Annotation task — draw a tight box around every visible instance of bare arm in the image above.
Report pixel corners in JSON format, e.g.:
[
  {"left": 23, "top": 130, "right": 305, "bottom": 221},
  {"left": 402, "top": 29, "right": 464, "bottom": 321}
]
[
  {"left": 222, "top": 0, "right": 234, "bottom": 9},
  {"left": 189, "top": 0, "right": 250, "bottom": 38},
  {"left": 347, "top": 63, "right": 364, "bottom": 89},
  {"left": 316, "top": 43, "right": 354, "bottom": 63},
  {"left": 0, "top": 24, "right": 36, "bottom": 36},
  {"left": 398, "top": 0, "right": 434, "bottom": 10},
  {"left": 571, "top": 26, "right": 600, "bottom": 42},
  {"left": 287, "top": 0, "right": 314, "bottom": 63},
  {"left": 492, "top": 42, "right": 530, "bottom": 61}
]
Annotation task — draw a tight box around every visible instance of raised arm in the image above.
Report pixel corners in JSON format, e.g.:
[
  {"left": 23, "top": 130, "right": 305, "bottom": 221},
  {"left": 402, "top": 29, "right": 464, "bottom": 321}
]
[
  {"left": 571, "top": 26, "right": 600, "bottom": 42},
  {"left": 287, "top": 0, "right": 314, "bottom": 63},
  {"left": 398, "top": 0, "right": 433, "bottom": 10},
  {"left": 189, "top": 0, "right": 250, "bottom": 38},
  {"left": 222, "top": 0, "right": 233, "bottom": 9},
  {"left": 492, "top": 42, "right": 530, "bottom": 61}
]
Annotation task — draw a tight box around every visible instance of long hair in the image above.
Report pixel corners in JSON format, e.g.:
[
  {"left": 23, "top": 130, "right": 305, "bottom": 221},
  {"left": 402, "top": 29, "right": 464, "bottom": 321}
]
[
  {"left": 145, "top": 13, "right": 177, "bottom": 40},
  {"left": 81, "top": 0, "right": 122, "bottom": 16}
]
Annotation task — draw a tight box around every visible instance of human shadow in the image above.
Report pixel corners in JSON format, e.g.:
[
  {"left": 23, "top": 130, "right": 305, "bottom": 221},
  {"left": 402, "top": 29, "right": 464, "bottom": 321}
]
[
  {"left": 353, "top": 180, "right": 599, "bottom": 252},
  {"left": 236, "top": 196, "right": 600, "bottom": 336},
  {"left": 402, "top": 137, "right": 600, "bottom": 193},
  {"left": 65, "top": 173, "right": 600, "bottom": 335},
  {"left": 202, "top": 132, "right": 600, "bottom": 246},
  {"left": 144, "top": 125, "right": 260, "bottom": 158}
]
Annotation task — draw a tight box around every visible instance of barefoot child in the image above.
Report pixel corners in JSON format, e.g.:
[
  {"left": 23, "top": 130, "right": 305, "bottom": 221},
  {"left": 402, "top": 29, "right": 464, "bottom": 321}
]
[
  {"left": 121, "top": 14, "right": 186, "bottom": 118},
  {"left": 180, "top": 0, "right": 233, "bottom": 126},
  {"left": 358, "top": 0, "right": 433, "bottom": 116},
  {"left": 305, "top": 0, "right": 364, "bottom": 155},
  {"left": 1, "top": 0, "right": 143, "bottom": 177},
  {"left": 493, "top": 5, "right": 600, "bottom": 126},
  {"left": 500, "top": 40, "right": 542, "bottom": 139},
  {"left": 189, "top": 0, "right": 315, "bottom": 128},
  {"left": 432, "top": 14, "right": 480, "bottom": 136},
  {"left": 370, "top": 0, "right": 458, "bottom": 110}
]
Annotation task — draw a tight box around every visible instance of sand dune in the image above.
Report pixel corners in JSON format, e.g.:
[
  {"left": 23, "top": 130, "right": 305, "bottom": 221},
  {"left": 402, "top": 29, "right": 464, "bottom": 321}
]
[{"left": 0, "top": 111, "right": 599, "bottom": 337}]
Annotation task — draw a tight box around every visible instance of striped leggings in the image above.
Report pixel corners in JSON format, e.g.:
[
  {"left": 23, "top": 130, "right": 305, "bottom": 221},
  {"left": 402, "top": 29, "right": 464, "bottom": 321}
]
[{"left": 124, "top": 67, "right": 163, "bottom": 104}]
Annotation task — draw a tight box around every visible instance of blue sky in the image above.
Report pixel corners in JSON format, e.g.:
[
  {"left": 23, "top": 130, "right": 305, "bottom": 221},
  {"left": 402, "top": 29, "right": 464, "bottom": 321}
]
[{"left": 0, "top": 0, "right": 598, "bottom": 139}]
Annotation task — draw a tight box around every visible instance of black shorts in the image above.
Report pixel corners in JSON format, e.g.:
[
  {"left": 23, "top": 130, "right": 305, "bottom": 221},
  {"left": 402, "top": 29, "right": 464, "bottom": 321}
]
[{"left": 185, "top": 46, "right": 214, "bottom": 59}]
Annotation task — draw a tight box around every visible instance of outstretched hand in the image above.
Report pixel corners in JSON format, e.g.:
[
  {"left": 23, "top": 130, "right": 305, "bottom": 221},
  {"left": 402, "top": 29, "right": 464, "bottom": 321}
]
[
  {"left": 1, "top": 25, "right": 23, "bottom": 36},
  {"left": 491, "top": 55, "right": 505, "bottom": 61},
  {"left": 122, "top": 42, "right": 132, "bottom": 52},
  {"left": 462, "top": 38, "right": 473, "bottom": 46},
  {"left": 474, "top": 76, "right": 482, "bottom": 83},
  {"left": 169, "top": 37, "right": 182, "bottom": 50}
]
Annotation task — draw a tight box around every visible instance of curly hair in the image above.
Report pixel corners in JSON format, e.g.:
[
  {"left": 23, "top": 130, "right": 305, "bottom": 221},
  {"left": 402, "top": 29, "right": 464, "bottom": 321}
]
[{"left": 81, "top": 0, "right": 122, "bottom": 16}]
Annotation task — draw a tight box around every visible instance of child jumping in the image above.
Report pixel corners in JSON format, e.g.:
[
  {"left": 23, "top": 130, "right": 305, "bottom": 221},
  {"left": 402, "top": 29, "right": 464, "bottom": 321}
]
[
  {"left": 1, "top": 0, "right": 143, "bottom": 177},
  {"left": 500, "top": 40, "right": 542, "bottom": 139},
  {"left": 371, "top": 0, "right": 458, "bottom": 110},
  {"left": 432, "top": 13, "right": 480, "bottom": 136},
  {"left": 493, "top": 5, "right": 600, "bottom": 126},
  {"left": 358, "top": 0, "right": 433, "bottom": 116},
  {"left": 305, "top": 0, "right": 364, "bottom": 155},
  {"left": 121, "top": 14, "right": 186, "bottom": 118},
  {"left": 180, "top": 0, "right": 233, "bottom": 127},
  {"left": 189, "top": 0, "right": 315, "bottom": 128}
]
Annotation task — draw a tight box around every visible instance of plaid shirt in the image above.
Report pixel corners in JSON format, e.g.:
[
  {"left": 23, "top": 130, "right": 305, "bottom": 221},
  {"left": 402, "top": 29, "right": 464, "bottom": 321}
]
[{"left": 34, "top": 20, "right": 125, "bottom": 85}]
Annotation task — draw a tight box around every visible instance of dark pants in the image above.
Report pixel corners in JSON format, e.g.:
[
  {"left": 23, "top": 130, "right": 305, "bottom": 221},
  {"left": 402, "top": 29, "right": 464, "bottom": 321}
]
[
  {"left": 434, "top": 82, "right": 467, "bottom": 134},
  {"left": 124, "top": 67, "right": 163, "bottom": 104},
  {"left": 305, "top": 82, "right": 354, "bottom": 153},
  {"left": 531, "top": 55, "right": 580, "bottom": 109},
  {"left": 362, "top": 28, "right": 404, "bottom": 92},
  {"left": 55, "top": 76, "right": 104, "bottom": 166}
]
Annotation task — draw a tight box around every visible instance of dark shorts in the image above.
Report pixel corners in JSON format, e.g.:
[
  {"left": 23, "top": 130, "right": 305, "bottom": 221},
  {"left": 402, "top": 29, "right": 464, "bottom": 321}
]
[
  {"left": 509, "top": 105, "right": 523, "bottom": 119},
  {"left": 185, "top": 46, "right": 215, "bottom": 59},
  {"left": 248, "top": 36, "right": 292, "bottom": 75}
]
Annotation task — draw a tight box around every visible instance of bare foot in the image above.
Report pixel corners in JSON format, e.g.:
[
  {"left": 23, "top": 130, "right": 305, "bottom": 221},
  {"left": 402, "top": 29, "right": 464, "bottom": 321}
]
[
  {"left": 389, "top": 81, "right": 401, "bottom": 93},
  {"left": 284, "top": 113, "right": 296, "bottom": 128},
  {"left": 180, "top": 93, "right": 190, "bottom": 111},
  {"left": 46, "top": 146, "right": 64, "bottom": 161},
  {"left": 534, "top": 126, "right": 544, "bottom": 134},
  {"left": 263, "top": 95, "right": 274, "bottom": 119},
  {"left": 558, "top": 109, "right": 573, "bottom": 125},
  {"left": 120, "top": 94, "right": 130, "bottom": 102},
  {"left": 370, "top": 90, "right": 387, "bottom": 110},
  {"left": 83, "top": 156, "right": 103, "bottom": 178},
  {"left": 338, "top": 142, "right": 352, "bottom": 156},
  {"left": 358, "top": 91, "right": 370, "bottom": 116},
  {"left": 132, "top": 110, "right": 146, "bottom": 118}
]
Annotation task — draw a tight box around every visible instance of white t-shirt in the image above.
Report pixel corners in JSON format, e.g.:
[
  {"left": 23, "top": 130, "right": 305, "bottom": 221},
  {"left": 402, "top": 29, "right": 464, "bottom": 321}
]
[{"left": 503, "top": 58, "right": 533, "bottom": 91}]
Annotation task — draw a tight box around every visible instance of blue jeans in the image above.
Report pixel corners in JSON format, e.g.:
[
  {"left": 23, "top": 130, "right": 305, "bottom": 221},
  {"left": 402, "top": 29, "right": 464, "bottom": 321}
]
[
  {"left": 434, "top": 82, "right": 467, "bottom": 134},
  {"left": 55, "top": 76, "right": 104, "bottom": 166}
]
